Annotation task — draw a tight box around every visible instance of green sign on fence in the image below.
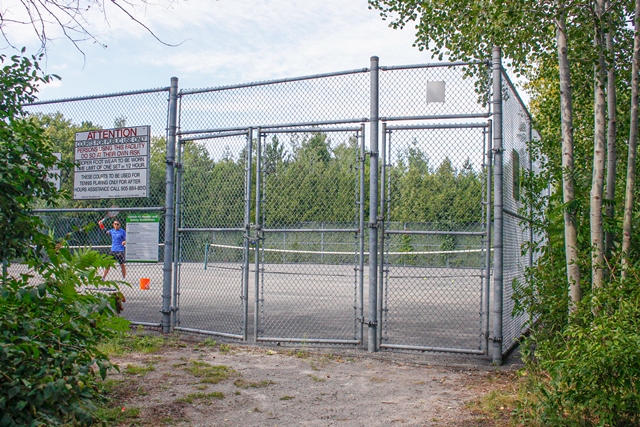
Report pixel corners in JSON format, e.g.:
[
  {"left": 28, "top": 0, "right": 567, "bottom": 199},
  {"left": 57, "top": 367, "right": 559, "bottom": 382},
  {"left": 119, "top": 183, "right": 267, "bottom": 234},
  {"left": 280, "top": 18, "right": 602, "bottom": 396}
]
[{"left": 125, "top": 213, "right": 160, "bottom": 262}]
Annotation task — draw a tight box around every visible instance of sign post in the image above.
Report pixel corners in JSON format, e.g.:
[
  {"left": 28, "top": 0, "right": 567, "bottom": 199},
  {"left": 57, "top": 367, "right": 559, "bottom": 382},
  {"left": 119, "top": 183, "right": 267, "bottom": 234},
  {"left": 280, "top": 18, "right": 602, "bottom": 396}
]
[{"left": 73, "top": 126, "right": 150, "bottom": 200}]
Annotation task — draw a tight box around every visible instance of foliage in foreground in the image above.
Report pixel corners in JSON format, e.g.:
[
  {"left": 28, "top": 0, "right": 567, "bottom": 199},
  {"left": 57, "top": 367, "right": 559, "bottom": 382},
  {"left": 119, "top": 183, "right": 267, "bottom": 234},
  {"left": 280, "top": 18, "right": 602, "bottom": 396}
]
[
  {"left": 515, "top": 256, "right": 640, "bottom": 426},
  {"left": 0, "top": 247, "right": 130, "bottom": 427},
  {"left": 0, "top": 51, "right": 130, "bottom": 426}
]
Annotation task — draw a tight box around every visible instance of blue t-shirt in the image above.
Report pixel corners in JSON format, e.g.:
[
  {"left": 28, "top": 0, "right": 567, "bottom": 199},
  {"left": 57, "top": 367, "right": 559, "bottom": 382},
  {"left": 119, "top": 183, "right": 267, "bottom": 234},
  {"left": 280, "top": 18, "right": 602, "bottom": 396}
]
[{"left": 107, "top": 228, "right": 126, "bottom": 252}]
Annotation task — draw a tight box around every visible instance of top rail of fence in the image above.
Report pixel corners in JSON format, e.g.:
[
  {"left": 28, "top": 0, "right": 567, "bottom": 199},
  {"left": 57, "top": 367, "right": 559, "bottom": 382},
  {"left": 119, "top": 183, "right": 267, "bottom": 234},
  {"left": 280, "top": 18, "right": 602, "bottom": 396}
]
[
  {"left": 379, "top": 60, "right": 484, "bottom": 71},
  {"left": 24, "top": 86, "right": 170, "bottom": 106},
  {"left": 179, "top": 68, "right": 370, "bottom": 96}
]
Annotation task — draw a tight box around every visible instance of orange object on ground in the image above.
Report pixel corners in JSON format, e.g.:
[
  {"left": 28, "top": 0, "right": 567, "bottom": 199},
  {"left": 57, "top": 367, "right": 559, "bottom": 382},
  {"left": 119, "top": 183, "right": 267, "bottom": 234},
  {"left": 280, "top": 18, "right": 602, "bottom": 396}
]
[{"left": 139, "top": 277, "right": 150, "bottom": 290}]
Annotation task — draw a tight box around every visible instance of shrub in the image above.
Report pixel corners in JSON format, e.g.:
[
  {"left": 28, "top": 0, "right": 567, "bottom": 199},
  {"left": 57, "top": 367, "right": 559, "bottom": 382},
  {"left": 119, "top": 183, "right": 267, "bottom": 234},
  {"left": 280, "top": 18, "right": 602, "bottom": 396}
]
[
  {"left": 0, "top": 246, "right": 130, "bottom": 426},
  {"left": 515, "top": 265, "right": 640, "bottom": 426},
  {"left": 0, "top": 51, "right": 129, "bottom": 426}
]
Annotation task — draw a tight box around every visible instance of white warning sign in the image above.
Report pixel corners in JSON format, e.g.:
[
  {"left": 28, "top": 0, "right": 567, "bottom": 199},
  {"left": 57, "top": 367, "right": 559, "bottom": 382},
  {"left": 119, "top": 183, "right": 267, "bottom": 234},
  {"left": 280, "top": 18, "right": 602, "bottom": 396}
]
[{"left": 73, "top": 126, "right": 150, "bottom": 200}]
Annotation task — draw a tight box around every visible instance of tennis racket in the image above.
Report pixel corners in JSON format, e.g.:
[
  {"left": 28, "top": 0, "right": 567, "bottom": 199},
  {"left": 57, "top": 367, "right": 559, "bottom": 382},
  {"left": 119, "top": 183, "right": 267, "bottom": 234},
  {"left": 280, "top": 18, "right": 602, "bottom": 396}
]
[{"left": 98, "top": 206, "right": 119, "bottom": 229}]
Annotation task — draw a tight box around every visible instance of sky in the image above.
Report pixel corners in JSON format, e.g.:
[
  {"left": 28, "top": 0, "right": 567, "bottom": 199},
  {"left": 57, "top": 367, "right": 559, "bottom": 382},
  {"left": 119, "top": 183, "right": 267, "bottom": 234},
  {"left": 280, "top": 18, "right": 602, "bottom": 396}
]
[{"left": 1, "top": 0, "right": 444, "bottom": 101}]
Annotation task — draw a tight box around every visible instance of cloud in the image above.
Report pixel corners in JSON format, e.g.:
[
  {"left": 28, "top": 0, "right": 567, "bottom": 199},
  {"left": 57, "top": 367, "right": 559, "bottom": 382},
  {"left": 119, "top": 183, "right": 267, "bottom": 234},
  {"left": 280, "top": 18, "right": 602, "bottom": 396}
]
[{"left": 10, "top": 0, "right": 436, "bottom": 99}]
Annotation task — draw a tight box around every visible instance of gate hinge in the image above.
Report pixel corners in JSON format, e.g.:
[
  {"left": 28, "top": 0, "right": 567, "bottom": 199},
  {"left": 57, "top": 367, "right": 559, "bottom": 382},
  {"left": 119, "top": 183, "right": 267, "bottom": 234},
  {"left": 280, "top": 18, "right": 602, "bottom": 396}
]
[
  {"left": 366, "top": 319, "right": 378, "bottom": 327},
  {"left": 368, "top": 222, "right": 379, "bottom": 229},
  {"left": 490, "top": 335, "right": 503, "bottom": 343}
]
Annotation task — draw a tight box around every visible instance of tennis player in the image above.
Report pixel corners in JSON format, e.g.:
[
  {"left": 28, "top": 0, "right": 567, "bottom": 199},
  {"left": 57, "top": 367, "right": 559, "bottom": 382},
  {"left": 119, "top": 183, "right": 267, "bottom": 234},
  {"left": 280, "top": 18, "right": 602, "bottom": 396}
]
[{"left": 99, "top": 219, "right": 127, "bottom": 279}]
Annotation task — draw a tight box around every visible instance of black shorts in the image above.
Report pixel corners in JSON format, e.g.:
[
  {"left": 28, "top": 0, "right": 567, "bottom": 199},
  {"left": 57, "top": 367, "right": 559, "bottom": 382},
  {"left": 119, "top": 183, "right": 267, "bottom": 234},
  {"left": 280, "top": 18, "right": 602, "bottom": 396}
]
[{"left": 110, "top": 251, "right": 126, "bottom": 265}]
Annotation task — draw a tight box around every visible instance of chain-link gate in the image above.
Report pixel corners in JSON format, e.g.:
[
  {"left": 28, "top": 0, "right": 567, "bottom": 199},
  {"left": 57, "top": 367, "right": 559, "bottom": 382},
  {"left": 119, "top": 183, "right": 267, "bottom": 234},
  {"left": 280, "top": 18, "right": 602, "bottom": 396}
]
[
  {"left": 16, "top": 50, "right": 538, "bottom": 363},
  {"left": 378, "top": 123, "right": 491, "bottom": 354},
  {"left": 173, "top": 130, "right": 253, "bottom": 338},
  {"left": 254, "top": 126, "right": 365, "bottom": 344}
]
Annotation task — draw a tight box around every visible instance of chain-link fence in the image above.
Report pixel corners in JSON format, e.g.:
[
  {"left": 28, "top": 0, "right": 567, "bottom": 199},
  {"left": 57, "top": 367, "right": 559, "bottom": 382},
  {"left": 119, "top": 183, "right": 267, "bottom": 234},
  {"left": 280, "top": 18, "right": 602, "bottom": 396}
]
[
  {"left": 17, "top": 88, "right": 173, "bottom": 327},
  {"left": 14, "top": 51, "right": 536, "bottom": 363},
  {"left": 500, "top": 70, "right": 534, "bottom": 355}
]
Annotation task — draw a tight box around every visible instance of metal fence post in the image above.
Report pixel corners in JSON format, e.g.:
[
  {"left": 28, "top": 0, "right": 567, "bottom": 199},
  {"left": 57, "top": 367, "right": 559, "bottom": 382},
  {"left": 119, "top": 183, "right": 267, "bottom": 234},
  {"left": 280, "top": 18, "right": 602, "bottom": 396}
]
[
  {"left": 162, "top": 77, "right": 178, "bottom": 333},
  {"left": 483, "top": 120, "right": 493, "bottom": 355},
  {"left": 529, "top": 124, "right": 534, "bottom": 270},
  {"left": 172, "top": 131, "right": 184, "bottom": 329},
  {"left": 368, "top": 56, "right": 380, "bottom": 352},
  {"left": 359, "top": 123, "right": 366, "bottom": 345},
  {"left": 243, "top": 128, "right": 253, "bottom": 341},
  {"left": 491, "top": 48, "right": 504, "bottom": 364},
  {"left": 254, "top": 128, "right": 263, "bottom": 342},
  {"left": 378, "top": 122, "right": 387, "bottom": 348}
]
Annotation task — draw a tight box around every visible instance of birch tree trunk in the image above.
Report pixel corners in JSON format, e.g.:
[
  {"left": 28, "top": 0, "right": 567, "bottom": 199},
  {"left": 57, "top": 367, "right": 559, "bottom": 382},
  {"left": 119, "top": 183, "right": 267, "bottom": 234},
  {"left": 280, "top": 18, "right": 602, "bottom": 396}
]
[
  {"left": 622, "top": 0, "right": 640, "bottom": 278},
  {"left": 557, "top": 12, "right": 581, "bottom": 305},
  {"left": 605, "top": 1, "right": 617, "bottom": 258},
  {"left": 591, "top": 0, "right": 607, "bottom": 289}
]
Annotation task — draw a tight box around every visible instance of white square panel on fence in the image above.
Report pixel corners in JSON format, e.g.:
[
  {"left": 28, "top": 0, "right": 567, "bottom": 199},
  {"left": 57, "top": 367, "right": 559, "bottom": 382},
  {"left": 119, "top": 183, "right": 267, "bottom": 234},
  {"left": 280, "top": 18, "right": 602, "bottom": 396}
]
[{"left": 426, "top": 81, "right": 446, "bottom": 103}]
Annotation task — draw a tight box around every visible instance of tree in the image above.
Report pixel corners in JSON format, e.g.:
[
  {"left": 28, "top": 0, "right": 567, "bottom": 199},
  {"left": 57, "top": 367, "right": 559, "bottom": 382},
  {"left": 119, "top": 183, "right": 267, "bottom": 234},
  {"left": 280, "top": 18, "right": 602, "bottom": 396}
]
[
  {"left": 0, "top": 0, "right": 179, "bottom": 53},
  {"left": 368, "top": 0, "right": 638, "bottom": 299},
  {"left": 0, "top": 53, "right": 63, "bottom": 261},
  {"left": 622, "top": 0, "right": 640, "bottom": 277},
  {"left": 30, "top": 113, "right": 98, "bottom": 205},
  {"left": 0, "top": 50, "right": 128, "bottom": 427}
]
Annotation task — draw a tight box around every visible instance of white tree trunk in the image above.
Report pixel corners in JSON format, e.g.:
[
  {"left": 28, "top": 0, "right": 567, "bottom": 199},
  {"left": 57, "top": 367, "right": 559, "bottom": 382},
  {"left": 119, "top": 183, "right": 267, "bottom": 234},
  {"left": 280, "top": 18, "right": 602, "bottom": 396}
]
[
  {"left": 622, "top": 0, "right": 640, "bottom": 278},
  {"left": 557, "top": 13, "right": 581, "bottom": 305},
  {"left": 605, "top": 2, "right": 617, "bottom": 257},
  {"left": 591, "top": 0, "right": 607, "bottom": 289}
]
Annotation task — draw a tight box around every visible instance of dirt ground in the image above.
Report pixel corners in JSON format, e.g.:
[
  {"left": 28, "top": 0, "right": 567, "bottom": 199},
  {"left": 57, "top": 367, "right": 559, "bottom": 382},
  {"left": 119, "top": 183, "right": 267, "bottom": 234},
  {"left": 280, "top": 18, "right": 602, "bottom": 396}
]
[{"left": 104, "top": 337, "right": 520, "bottom": 427}]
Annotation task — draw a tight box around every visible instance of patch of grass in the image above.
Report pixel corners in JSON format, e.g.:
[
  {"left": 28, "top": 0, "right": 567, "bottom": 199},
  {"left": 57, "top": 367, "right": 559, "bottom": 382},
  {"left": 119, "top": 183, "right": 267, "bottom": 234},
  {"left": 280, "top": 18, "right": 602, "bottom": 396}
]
[
  {"left": 99, "top": 378, "right": 126, "bottom": 394},
  {"left": 279, "top": 395, "right": 295, "bottom": 401},
  {"left": 124, "top": 363, "right": 155, "bottom": 376},
  {"left": 234, "top": 391, "right": 241, "bottom": 395},
  {"left": 185, "top": 360, "right": 235, "bottom": 384},
  {"left": 198, "top": 338, "right": 217, "bottom": 347},
  {"left": 466, "top": 372, "right": 519, "bottom": 425},
  {"left": 99, "top": 330, "right": 167, "bottom": 356},
  {"left": 96, "top": 379, "right": 142, "bottom": 424},
  {"left": 95, "top": 406, "right": 141, "bottom": 423},
  {"left": 218, "top": 343, "right": 232, "bottom": 354},
  {"left": 177, "top": 392, "right": 225, "bottom": 404},
  {"left": 234, "top": 379, "right": 275, "bottom": 389},
  {"left": 286, "top": 348, "right": 310, "bottom": 359},
  {"left": 308, "top": 374, "right": 326, "bottom": 382}
]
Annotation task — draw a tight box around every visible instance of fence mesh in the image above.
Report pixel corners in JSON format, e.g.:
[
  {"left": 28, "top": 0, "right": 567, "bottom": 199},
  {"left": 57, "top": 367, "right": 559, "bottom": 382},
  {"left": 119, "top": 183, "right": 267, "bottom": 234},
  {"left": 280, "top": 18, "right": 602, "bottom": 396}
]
[
  {"left": 18, "top": 89, "right": 171, "bottom": 326},
  {"left": 176, "top": 132, "right": 250, "bottom": 336},
  {"left": 179, "top": 71, "right": 370, "bottom": 132},
  {"left": 500, "top": 72, "right": 533, "bottom": 353},
  {"left": 379, "top": 64, "right": 490, "bottom": 119},
  {"left": 12, "top": 59, "right": 538, "bottom": 360},
  {"left": 256, "top": 129, "right": 363, "bottom": 342},
  {"left": 380, "top": 125, "right": 489, "bottom": 352}
]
